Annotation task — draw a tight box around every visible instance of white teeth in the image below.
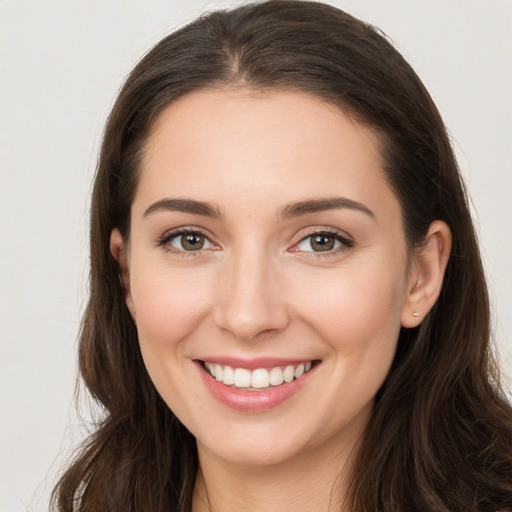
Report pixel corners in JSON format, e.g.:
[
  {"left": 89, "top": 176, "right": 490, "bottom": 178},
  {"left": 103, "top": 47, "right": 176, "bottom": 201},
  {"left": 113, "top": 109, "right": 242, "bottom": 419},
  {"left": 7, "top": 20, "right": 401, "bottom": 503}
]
[
  {"left": 251, "top": 369, "right": 270, "bottom": 389},
  {"left": 283, "top": 365, "right": 295, "bottom": 383},
  {"left": 204, "top": 361, "right": 314, "bottom": 390},
  {"left": 294, "top": 363, "right": 305, "bottom": 379},
  {"left": 234, "top": 368, "right": 252, "bottom": 388},
  {"left": 222, "top": 365, "right": 235, "bottom": 385},
  {"left": 206, "top": 362, "right": 215, "bottom": 377},
  {"left": 269, "top": 367, "right": 284, "bottom": 386}
]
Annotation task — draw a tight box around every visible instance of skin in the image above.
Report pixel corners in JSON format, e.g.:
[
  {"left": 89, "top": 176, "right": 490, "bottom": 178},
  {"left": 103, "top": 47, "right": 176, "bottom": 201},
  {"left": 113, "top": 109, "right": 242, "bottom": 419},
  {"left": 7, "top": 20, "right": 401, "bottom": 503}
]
[{"left": 111, "top": 88, "right": 451, "bottom": 511}]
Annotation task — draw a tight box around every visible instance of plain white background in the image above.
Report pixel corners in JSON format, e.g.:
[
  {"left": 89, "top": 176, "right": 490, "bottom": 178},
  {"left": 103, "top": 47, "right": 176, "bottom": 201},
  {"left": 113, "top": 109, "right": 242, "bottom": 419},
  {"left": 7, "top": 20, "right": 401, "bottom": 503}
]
[{"left": 1, "top": 1, "right": 511, "bottom": 510}]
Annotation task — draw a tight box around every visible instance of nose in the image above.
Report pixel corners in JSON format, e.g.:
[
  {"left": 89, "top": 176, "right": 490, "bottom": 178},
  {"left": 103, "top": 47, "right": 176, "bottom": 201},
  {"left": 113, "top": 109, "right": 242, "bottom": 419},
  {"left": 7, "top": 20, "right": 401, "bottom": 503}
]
[{"left": 213, "top": 247, "right": 290, "bottom": 341}]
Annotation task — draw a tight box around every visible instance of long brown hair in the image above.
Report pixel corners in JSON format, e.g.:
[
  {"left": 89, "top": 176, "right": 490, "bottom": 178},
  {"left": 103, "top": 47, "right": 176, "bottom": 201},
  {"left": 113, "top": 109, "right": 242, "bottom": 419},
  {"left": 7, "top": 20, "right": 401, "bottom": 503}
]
[{"left": 52, "top": 1, "right": 512, "bottom": 510}]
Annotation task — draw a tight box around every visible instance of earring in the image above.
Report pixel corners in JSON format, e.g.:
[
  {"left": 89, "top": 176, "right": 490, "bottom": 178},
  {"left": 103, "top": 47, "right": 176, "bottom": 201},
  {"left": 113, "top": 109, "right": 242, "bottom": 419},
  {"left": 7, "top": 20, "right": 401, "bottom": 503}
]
[
  {"left": 412, "top": 312, "right": 420, "bottom": 317},
  {"left": 117, "top": 271, "right": 125, "bottom": 290}
]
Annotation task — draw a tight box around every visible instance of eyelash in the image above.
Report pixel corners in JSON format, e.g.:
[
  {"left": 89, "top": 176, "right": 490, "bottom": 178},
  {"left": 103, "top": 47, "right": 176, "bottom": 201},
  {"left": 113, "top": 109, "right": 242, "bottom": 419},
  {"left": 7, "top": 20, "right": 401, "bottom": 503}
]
[
  {"left": 157, "top": 227, "right": 214, "bottom": 257},
  {"left": 157, "top": 227, "right": 354, "bottom": 257},
  {"left": 292, "top": 229, "right": 354, "bottom": 257}
]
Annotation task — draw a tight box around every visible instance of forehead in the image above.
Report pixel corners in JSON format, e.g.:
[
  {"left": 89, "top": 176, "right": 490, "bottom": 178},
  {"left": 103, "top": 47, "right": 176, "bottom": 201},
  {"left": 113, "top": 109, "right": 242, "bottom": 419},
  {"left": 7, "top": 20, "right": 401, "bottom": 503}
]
[{"left": 135, "top": 88, "right": 399, "bottom": 222}]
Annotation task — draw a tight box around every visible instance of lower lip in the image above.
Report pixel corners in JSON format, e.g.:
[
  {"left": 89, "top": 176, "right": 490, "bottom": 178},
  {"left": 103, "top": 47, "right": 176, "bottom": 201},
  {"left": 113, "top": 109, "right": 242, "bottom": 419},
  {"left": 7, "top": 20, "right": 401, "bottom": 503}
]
[{"left": 197, "top": 362, "right": 316, "bottom": 412}]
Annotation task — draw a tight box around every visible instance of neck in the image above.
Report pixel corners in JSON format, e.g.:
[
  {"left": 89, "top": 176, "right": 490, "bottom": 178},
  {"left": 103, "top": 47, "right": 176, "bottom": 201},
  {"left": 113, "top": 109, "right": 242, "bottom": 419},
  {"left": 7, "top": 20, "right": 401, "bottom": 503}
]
[{"left": 192, "top": 435, "right": 357, "bottom": 512}]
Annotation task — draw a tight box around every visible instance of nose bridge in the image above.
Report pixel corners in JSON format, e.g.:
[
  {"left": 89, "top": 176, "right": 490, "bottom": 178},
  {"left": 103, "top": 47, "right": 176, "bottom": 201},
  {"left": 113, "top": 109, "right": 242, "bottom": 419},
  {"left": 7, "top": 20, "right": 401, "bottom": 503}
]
[{"left": 214, "top": 241, "right": 289, "bottom": 340}]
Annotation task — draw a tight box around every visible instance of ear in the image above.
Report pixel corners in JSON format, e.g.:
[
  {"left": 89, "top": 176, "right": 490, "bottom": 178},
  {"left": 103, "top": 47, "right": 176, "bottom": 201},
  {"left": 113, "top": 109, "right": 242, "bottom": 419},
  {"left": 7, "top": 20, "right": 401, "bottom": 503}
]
[
  {"left": 401, "top": 220, "right": 452, "bottom": 328},
  {"left": 110, "top": 228, "right": 136, "bottom": 320}
]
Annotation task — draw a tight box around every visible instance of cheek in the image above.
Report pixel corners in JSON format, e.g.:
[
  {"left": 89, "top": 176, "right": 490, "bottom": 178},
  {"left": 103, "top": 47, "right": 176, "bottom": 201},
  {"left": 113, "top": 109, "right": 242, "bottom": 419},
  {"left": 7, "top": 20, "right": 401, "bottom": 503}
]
[
  {"left": 288, "top": 262, "right": 406, "bottom": 433},
  {"left": 127, "top": 264, "right": 215, "bottom": 420},
  {"left": 129, "top": 264, "right": 213, "bottom": 355},
  {"left": 297, "top": 262, "right": 405, "bottom": 337},
  {"left": 291, "top": 255, "right": 407, "bottom": 393}
]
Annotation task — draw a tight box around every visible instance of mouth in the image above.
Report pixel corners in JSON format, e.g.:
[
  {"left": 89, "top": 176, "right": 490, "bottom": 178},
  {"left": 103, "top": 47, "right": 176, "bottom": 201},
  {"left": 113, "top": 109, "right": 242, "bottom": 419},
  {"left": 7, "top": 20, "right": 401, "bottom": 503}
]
[{"left": 200, "top": 360, "right": 317, "bottom": 391}]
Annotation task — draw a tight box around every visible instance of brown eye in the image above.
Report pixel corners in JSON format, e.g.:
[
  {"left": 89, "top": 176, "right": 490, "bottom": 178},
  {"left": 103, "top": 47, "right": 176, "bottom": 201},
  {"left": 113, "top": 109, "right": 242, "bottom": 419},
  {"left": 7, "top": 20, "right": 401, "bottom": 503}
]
[
  {"left": 168, "top": 231, "right": 214, "bottom": 252},
  {"left": 310, "top": 234, "right": 335, "bottom": 251},
  {"left": 180, "top": 233, "right": 205, "bottom": 251},
  {"left": 294, "top": 231, "right": 352, "bottom": 254}
]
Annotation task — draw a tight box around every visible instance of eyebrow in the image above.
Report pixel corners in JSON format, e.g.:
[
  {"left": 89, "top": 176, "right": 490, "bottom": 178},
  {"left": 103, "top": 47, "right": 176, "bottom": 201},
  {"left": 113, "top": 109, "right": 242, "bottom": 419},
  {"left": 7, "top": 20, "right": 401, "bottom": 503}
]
[
  {"left": 143, "top": 196, "right": 374, "bottom": 220},
  {"left": 278, "top": 197, "right": 375, "bottom": 220},
  {"left": 143, "top": 198, "right": 223, "bottom": 218}
]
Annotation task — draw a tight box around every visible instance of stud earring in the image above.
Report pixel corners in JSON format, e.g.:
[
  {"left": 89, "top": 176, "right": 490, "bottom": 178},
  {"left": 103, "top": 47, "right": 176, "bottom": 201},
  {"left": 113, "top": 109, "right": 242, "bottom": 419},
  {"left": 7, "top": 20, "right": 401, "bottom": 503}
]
[{"left": 412, "top": 312, "right": 420, "bottom": 317}]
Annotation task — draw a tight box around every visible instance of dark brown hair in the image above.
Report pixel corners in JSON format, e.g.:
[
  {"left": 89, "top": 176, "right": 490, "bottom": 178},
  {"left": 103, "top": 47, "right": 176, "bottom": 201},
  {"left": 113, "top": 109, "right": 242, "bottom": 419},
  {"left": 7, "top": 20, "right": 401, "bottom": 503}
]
[{"left": 52, "top": 1, "right": 512, "bottom": 510}]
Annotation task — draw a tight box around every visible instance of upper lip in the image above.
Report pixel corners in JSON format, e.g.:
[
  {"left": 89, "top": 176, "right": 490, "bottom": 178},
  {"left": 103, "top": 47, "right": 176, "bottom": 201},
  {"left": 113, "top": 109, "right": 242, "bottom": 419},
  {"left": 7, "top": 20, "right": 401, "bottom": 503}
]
[{"left": 196, "top": 356, "right": 316, "bottom": 370}]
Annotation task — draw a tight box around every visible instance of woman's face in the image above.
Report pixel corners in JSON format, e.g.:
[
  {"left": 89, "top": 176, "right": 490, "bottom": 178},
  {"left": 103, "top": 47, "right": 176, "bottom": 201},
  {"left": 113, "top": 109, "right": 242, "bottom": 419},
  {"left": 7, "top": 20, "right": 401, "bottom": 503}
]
[{"left": 116, "top": 88, "right": 418, "bottom": 467}]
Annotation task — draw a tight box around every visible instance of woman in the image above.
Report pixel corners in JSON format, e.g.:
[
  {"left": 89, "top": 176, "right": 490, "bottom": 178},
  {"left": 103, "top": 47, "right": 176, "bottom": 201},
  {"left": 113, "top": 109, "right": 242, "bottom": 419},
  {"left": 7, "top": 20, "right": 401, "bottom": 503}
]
[{"left": 52, "top": 1, "right": 512, "bottom": 510}]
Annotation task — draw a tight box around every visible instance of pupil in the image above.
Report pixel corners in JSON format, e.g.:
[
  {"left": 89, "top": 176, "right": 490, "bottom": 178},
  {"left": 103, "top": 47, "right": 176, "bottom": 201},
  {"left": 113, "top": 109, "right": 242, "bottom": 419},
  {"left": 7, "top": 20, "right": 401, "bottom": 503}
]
[
  {"left": 182, "top": 233, "right": 204, "bottom": 250},
  {"left": 311, "top": 234, "right": 334, "bottom": 252}
]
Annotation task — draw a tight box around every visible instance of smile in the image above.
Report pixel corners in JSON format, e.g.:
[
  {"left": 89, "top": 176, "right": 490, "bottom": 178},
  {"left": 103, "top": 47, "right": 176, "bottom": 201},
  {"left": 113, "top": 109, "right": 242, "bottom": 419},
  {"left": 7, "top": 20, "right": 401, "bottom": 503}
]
[
  {"left": 197, "top": 358, "right": 319, "bottom": 412},
  {"left": 203, "top": 361, "right": 314, "bottom": 390}
]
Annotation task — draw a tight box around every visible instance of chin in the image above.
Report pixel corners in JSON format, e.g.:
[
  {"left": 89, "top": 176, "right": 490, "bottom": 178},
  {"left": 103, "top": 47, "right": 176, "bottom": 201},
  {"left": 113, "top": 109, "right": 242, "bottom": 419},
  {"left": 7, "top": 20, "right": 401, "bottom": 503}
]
[
  {"left": 193, "top": 414, "right": 328, "bottom": 469},
  {"left": 199, "top": 436, "right": 306, "bottom": 468}
]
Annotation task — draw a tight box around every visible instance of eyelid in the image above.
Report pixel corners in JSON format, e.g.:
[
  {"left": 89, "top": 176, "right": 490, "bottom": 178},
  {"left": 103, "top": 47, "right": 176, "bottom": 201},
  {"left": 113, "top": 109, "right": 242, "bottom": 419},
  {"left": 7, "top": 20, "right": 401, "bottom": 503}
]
[
  {"left": 289, "top": 227, "right": 354, "bottom": 255},
  {"left": 170, "top": 232, "right": 215, "bottom": 251},
  {"left": 157, "top": 225, "right": 354, "bottom": 257},
  {"left": 157, "top": 226, "right": 219, "bottom": 253}
]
